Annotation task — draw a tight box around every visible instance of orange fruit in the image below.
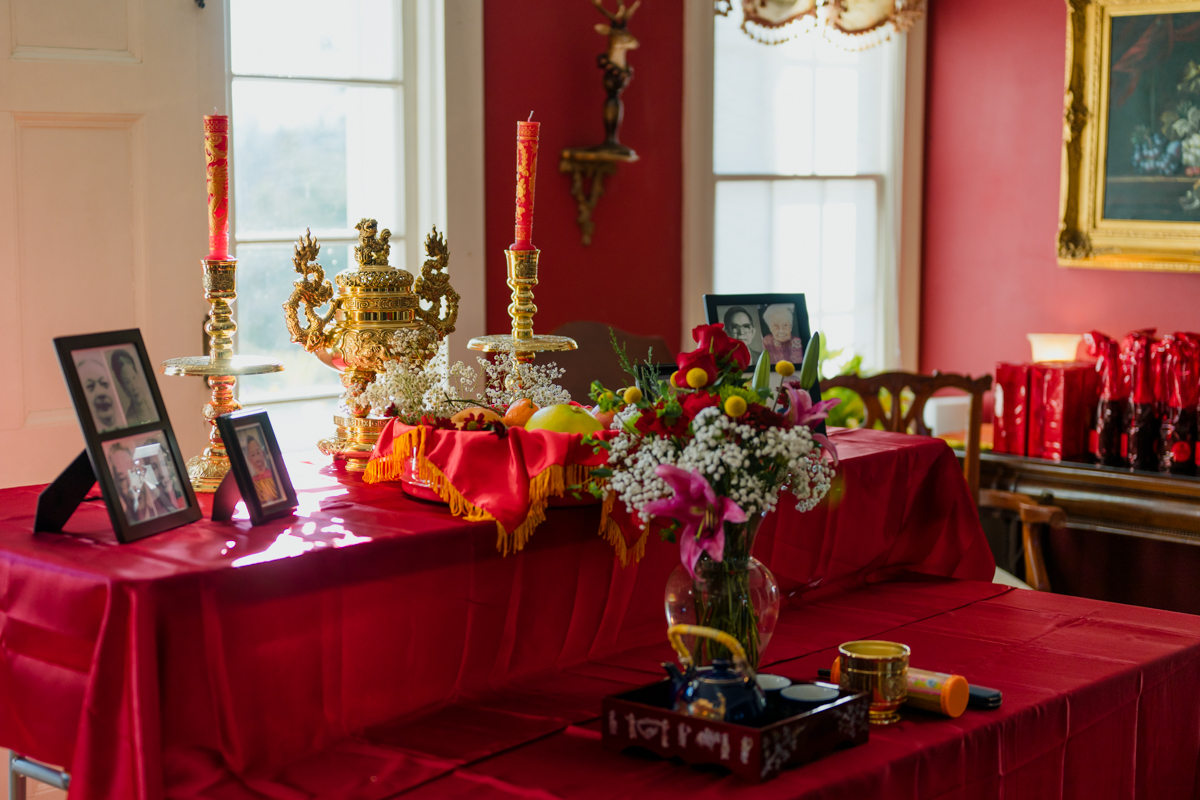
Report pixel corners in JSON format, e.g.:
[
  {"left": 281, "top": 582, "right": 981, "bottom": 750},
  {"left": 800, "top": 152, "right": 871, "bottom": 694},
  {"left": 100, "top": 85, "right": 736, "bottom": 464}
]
[
  {"left": 592, "top": 408, "right": 617, "bottom": 429},
  {"left": 502, "top": 398, "right": 539, "bottom": 428}
]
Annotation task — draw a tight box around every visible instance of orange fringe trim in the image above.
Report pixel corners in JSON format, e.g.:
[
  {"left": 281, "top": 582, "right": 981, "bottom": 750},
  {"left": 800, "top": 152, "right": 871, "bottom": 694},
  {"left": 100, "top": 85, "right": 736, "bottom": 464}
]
[
  {"left": 364, "top": 429, "right": 600, "bottom": 557},
  {"left": 598, "top": 493, "right": 648, "bottom": 567}
]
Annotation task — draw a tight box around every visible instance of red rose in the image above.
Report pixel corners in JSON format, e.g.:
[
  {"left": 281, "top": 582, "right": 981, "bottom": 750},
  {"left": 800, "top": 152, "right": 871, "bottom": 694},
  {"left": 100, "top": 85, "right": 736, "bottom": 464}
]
[
  {"left": 674, "top": 350, "right": 719, "bottom": 388},
  {"left": 634, "top": 408, "right": 689, "bottom": 438},
  {"left": 1172, "top": 440, "right": 1193, "bottom": 464},
  {"left": 692, "top": 323, "right": 751, "bottom": 370},
  {"left": 681, "top": 392, "right": 721, "bottom": 419},
  {"left": 741, "top": 403, "right": 789, "bottom": 430}
]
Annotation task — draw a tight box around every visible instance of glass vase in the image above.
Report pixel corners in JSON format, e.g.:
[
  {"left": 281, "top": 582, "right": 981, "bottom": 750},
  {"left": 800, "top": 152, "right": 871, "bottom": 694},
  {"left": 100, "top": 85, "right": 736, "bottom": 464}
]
[{"left": 663, "top": 515, "right": 780, "bottom": 670}]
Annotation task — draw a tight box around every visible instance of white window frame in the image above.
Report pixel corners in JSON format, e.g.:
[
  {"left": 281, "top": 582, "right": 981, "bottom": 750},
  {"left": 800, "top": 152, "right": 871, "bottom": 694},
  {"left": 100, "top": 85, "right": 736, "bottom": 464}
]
[
  {"left": 222, "top": 0, "right": 486, "bottom": 404},
  {"left": 682, "top": 7, "right": 927, "bottom": 373}
]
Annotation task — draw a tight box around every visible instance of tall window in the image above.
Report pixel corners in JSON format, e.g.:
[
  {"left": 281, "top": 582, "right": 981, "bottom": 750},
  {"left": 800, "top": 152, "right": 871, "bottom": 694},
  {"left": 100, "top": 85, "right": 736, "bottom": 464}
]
[
  {"left": 711, "top": 9, "right": 903, "bottom": 374},
  {"left": 229, "top": 0, "right": 405, "bottom": 402}
]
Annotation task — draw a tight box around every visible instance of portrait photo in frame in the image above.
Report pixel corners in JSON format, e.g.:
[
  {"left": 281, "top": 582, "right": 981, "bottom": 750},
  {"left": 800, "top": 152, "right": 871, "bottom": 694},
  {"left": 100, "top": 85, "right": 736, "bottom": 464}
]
[
  {"left": 1059, "top": 0, "right": 1200, "bottom": 271},
  {"left": 49, "top": 329, "right": 200, "bottom": 542},
  {"left": 215, "top": 409, "right": 297, "bottom": 525}
]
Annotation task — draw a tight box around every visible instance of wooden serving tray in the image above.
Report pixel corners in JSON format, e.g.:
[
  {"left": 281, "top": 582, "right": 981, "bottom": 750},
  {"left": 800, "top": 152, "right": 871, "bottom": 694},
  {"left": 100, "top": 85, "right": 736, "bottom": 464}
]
[{"left": 601, "top": 679, "right": 869, "bottom": 782}]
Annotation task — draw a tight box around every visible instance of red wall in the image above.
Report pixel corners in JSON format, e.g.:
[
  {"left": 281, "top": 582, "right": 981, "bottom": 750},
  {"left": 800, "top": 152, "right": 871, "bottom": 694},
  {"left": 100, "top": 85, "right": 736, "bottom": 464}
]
[
  {"left": 921, "top": 0, "right": 1200, "bottom": 377},
  {"left": 483, "top": 0, "right": 683, "bottom": 354}
]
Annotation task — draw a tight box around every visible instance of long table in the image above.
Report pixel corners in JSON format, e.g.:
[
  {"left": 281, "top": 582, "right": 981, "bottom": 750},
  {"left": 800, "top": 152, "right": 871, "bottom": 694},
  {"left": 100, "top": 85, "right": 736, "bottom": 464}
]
[{"left": 1, "top": 429, "right": 1197, "bottom": 799}]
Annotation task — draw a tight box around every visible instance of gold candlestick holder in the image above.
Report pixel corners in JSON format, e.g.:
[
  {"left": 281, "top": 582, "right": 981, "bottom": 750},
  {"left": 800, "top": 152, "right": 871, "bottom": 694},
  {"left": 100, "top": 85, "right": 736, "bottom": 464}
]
[
  {"left": 467, "top": 249, "right": 577, "bottom": 366},
  {"left": 162, "top": 258, "right": 283, "bottom": 492}
]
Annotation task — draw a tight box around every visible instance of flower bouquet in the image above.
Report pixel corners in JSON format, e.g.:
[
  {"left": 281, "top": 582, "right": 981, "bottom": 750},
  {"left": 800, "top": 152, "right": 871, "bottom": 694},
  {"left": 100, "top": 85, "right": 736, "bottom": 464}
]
[{"left": 590, "top": 323, "right": 837, "bottom": 668}]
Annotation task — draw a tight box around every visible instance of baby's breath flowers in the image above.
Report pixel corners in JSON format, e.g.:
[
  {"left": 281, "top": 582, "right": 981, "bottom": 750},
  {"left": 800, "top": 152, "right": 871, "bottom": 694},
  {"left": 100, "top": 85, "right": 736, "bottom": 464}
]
[{"left": 349, "top": 329, "right": 572, "bottom": 422}]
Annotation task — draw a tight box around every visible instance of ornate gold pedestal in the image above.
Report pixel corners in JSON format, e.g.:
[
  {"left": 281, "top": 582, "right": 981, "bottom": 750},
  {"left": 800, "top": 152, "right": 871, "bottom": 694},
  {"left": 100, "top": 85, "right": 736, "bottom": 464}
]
[
  {"left": 162, "top": 259, "right": 283, "bottom": 492},
  {"left": 317, "top": 414, "right": 391, "bottom": 472},
  {"left": 468, "top": 249, "right": 577, "bottom": 367}
]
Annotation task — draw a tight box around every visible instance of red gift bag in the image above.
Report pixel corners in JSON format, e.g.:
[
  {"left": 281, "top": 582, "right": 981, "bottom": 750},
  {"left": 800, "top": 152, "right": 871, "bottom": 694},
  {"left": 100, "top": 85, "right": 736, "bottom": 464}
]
[
  {"left": 993, "top": 363, "right": 1030, "bottom": 455},
  {"left": 1028, "top": 362, "right": 1099, "bottom": 462},
  {"left": 1085, "top": 331, "right": 1128, "bottom": 467},
  {"left": 1123, "top": 329, "right": 1160, "bottom": 472},
  {"left": 1158, "top": 333, "right": 1200, "bottom": 475}
]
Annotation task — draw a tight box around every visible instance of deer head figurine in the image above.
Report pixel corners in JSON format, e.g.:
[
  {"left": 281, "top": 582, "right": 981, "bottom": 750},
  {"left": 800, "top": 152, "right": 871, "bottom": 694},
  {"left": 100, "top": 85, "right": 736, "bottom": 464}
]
[{"left": 593, "top": 0, "right": 640, "bottom": 69}]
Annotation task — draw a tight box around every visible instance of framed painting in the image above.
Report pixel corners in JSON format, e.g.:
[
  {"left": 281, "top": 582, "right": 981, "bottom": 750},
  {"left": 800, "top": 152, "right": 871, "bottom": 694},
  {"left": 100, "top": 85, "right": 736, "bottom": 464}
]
[{"left": 1060, "top": 0, "right": 1200, "bottom": 271}]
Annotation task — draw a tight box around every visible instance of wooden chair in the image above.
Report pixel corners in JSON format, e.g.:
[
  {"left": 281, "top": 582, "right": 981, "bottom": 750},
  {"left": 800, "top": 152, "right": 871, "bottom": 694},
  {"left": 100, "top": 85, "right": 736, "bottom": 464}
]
[
  {"left": 549, "top": 321, "right": 672, "bottom": 402},
  {"left": 977, "top": 489, "right": 1065, "bottom": 592},
  {"left": 821, "top": 371, "right": 1063, "bottom": 591}
]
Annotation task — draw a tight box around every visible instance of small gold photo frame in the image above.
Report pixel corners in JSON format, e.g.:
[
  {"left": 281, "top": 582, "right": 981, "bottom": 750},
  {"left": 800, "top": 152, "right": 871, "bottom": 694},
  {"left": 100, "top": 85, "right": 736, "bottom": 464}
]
[{"left": 1060, "top": 0, "right": 1200, "bottom": 272}]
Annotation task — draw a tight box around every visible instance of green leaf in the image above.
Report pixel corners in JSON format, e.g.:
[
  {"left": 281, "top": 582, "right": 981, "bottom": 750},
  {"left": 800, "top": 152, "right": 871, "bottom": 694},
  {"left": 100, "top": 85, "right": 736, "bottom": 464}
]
[
  {"left": 590, "top": 467, "right": 613, "bottom": 478},
  {"left": 799, "top": 332, "right": 821, "bottom": 390},
  {"left": 752, "top": 349, "right": 771, "bottom": 392}
]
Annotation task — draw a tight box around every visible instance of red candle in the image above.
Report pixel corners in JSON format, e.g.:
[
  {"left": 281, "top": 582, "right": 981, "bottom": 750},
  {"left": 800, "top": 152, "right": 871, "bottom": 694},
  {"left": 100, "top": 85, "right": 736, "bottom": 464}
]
[
  {"left": 204, "top": 115, "right": 231, "bottom": 260},
  {"left": 511, "top": 118, "right": 540, "bottom": 251}
]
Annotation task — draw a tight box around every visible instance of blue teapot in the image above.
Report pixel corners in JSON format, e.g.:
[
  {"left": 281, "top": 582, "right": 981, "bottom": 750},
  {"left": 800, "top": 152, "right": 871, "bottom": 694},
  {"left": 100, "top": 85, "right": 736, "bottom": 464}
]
[{"left": 663, "top": 624, "right": 766, "bottom": 724}]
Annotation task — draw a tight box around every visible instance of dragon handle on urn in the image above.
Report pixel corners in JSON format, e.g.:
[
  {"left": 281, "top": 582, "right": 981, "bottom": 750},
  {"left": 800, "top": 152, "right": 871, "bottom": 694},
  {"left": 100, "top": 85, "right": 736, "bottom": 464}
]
[
  {"left": 414, "top": 226, "right": 460, "bottom": 339},
  {"left": 284, "top": 229, "right": 337, "bottom": 354}
]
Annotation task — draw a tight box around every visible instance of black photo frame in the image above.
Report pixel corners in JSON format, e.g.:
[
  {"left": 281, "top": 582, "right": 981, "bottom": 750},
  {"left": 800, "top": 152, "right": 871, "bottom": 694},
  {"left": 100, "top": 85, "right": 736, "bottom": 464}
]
[
  {"left": 703, "top": 294, "right": 817, "bottom": 369},
  {"left": 47, "top": 329, "right": 200, "bottom": 542},
  {"left": 214, "top": 409, "right": 297, "bottom": 525}
]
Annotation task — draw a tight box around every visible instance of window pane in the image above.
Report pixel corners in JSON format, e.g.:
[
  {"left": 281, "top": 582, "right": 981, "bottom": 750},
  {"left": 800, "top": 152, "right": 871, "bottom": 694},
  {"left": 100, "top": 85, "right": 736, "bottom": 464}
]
[
  {"left": 713, "top": 181, "right": 771, "bottom": 294},
  {"left": 232, "top": 79, "right": 400, "bottom": 238},
  {"left": 713, "top": 178, "right": 879, "bottom": 371},
  {"left": 713, "top": 6, "right": 894, "bottom": 176},
  {"left": 230, "top": 0, "right": 398, "bottom": 81},
  {"left": 234, "top": 243, "right": 354, "bottom": 402}
]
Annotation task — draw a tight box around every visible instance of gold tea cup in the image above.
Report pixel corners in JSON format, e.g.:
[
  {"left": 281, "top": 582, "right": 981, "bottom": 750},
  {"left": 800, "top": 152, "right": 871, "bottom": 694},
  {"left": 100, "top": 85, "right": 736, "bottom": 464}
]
[{"left": 838, "top": 640, "right": 911, "bottom": 725}]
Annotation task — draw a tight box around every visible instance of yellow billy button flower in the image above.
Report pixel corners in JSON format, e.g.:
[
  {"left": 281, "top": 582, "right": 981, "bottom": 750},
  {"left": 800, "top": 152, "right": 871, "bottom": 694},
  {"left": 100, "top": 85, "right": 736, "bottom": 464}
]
[
  {"left": 724, "top": 396, "right": 748, "bottom": 418},
  {"left": 686, "top": 367, "right": 710, "bottom": 388},
  {"left": 600, "top": 391, "right": 615, "bottom": 404},
  {"left": 775, "top": 360, "right": 796, "bottom": 377},
  {"left": 622, "top": 386, "right": 643, "bottom": 404}
]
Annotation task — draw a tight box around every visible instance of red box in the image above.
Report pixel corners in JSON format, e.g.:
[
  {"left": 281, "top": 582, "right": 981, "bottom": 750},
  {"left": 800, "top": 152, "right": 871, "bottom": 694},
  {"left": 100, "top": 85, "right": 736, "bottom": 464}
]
[
  {"left": 1027, "top": 362, "right": 1099, "bottom": 462},
  {"left": 993, "top": 363, "right": 1030, "bottom": 455}
]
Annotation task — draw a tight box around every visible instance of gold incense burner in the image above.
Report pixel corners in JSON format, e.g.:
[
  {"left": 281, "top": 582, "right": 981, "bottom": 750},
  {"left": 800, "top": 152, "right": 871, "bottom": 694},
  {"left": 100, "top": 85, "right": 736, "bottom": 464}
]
[{"left": 283, "top": 218, "right": 459, "bottom": 470}]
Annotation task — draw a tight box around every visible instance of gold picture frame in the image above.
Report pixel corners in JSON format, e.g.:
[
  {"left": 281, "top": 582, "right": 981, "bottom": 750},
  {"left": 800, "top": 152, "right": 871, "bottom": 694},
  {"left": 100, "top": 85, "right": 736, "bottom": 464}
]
[{"left": 1059, "top": 0, "right": 1200, "bottom": 272}]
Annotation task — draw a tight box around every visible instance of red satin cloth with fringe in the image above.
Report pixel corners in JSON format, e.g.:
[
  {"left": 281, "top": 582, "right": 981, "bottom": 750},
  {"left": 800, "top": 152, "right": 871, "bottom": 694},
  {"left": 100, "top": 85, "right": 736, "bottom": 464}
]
[
  {"left": 364, "top": 420, "right": 612, "bottom": 555},
  {"left": 1, "top": 430, "right": 1198, "bottom": 798}
]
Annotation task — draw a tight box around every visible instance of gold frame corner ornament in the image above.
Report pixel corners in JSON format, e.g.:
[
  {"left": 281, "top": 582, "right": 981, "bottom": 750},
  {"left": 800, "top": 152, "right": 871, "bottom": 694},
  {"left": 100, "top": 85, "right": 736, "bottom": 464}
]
[{"left": 1058, "top": 0, "right": 1200, "bottom": 273}]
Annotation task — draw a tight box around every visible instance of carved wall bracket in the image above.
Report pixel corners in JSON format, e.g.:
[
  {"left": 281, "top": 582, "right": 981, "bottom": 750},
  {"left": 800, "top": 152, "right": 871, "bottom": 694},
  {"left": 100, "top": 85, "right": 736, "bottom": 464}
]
[{"left": 559, "top": 148, "right": 637, "bottom": 246}]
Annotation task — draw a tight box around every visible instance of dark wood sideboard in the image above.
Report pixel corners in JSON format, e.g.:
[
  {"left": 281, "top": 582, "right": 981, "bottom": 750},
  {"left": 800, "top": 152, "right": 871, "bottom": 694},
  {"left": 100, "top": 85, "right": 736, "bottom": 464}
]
[{"left": 979, "top": 452, "right": 1200, "bottom": 615}]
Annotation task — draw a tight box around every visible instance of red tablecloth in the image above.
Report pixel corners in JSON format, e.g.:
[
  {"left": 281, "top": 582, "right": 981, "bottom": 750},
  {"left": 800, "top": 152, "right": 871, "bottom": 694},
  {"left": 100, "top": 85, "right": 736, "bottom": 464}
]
[{"left": 1, "top": 429, "right": 1195, "bottom": 798}]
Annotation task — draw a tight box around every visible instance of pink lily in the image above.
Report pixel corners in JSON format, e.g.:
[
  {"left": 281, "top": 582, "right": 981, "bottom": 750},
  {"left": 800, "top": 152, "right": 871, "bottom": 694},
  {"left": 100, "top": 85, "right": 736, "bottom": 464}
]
[
  {"left": 642, "top": 464, "right": 746, "bottom": 580},
  {"left": 782, "top": 383, "right": 840, "bottom": 428},
  {"left": 812, "top": 433, "right": 839, "bottom": 467},
  {"left": 781, "top": 384, "right": 840, "bottom": 465}
]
